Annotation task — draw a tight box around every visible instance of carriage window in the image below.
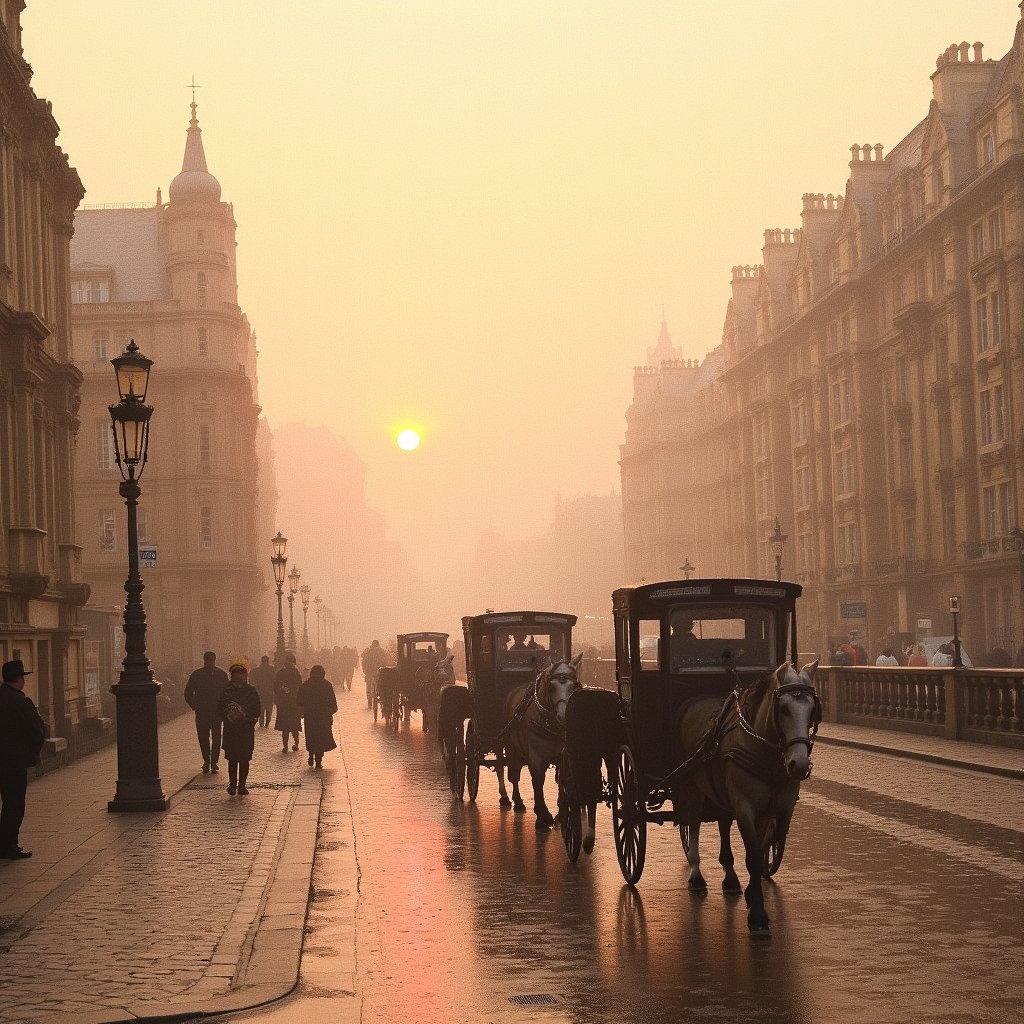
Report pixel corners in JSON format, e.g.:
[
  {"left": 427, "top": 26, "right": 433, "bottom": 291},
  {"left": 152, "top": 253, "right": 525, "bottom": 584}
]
[
  {"left": 638, "top": 620, "right": 661, "bottom": 670},
  {"left": 669, "top": 605, "right": 775, "bottom": 672},
  {"left": 497, "top": 630, "right": 566, "bottom": 669},
  {"left": 410, "top": 640, "right": 444, "bottom": 658}
]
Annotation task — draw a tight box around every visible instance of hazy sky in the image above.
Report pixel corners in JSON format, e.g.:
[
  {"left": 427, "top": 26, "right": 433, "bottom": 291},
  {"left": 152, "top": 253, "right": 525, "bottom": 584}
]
[{"left": 27, "top": 1, "right": 1020, "bottom": 567}]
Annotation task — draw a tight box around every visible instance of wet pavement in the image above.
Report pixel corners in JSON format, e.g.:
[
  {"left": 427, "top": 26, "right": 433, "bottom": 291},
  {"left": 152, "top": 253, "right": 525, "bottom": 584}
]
[{"left": 278, "top": 692, "right": 1020, "bottom": 1024}]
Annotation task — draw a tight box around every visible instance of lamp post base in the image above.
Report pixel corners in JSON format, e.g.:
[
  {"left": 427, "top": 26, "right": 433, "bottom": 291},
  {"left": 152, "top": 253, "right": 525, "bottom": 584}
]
[
  {"left": 107, "top": 679, "right": 168, "bottom": 813},
  {"left": 108, "top": 788, "right": 170, "bottom": 813}
]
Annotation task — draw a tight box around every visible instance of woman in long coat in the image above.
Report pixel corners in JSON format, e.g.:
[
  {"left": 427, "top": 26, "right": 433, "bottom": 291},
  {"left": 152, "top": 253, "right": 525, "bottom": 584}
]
[
  {"left": 273, "top": 654, "right": 303, "bottom": 752},
  {"left": 297, "top": 664, "right": 338, "bottom": 769},
  {"left": 218, "top": 659, "right": 261, "bottom": 795}
]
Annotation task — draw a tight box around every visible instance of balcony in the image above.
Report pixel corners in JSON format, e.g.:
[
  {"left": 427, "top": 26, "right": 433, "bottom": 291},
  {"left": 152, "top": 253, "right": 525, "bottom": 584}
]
[
  {"left": 824, "top": 564, "right": 862, "bottom": 583},
  {"left": 7, "top": 526, "right": 49, "bottom": 599},
  {"left": 965, "top": 536, "right": 1019, "bottom": 560},
  {"left": 893, "top": 300, "right": 934, "bottom": 330}
]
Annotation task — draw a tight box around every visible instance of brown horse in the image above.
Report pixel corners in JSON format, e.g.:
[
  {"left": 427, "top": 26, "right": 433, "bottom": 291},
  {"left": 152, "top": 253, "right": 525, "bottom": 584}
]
[
  {"left": 674, "top": 661, "right": 820, "bottom": 936},
  {"left": 500, "top": 654, "right": 583, "bottom": 829}
]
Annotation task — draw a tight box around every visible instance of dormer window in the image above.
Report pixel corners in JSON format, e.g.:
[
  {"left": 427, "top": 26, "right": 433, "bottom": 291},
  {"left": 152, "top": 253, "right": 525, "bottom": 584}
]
[
  {"left": 982, "top": 131, "right": 996, "bottom": 165},
  {"left": 72, "top": 278, "right": 110, "bottom": 304}
]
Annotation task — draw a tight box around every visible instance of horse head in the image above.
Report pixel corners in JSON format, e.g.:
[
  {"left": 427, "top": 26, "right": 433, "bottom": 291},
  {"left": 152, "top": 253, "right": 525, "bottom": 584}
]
[
  {"left": 432, "top": 653, "right": 456, "bottom": 687},
  {"left": 541, "top": 652, "right": 584, "bottom": 725},
  {"left": 771, "top": 660, "right": 821, "bottom": 781}
]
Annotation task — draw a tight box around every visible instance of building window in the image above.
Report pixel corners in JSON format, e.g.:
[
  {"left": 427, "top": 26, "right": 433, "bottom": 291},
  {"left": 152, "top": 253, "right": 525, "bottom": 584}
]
[
  {"left": 988, "top": 211, "right": 1003, "bottom": 250},
  {"left": 198, "top": 327, "right": 209, "bottom": 357},
  {"left": 198, "top": 423, "right": 212, "bottom": 473},
  {"left": 755, "top": 475, "right": 771, "bottom": 516},
  {"left": 834, "top": 447, "right": 857, "bottom": 496},
  {"left": 99, "top": 510, "right": 116, "bottom": 552},
  {"left": 137, "top": 509, "right": 151, "bottom": 545},
  {"left": 93, "top": 332, "right": 108, "bottom": 361},
  {"left": 976, "top": 292, "right": 1004, "bottom": 352},
  {"left": 836, "top": 523, "right": 859, "bottom": 566},
  {"left": 982, "top": 131, "right": 996, "bottom": 165},
  {"left": 1002, "top": 482, "right": 1014, "bottom": 536},
  {"left": 795, "top": 464, "right": 813, "bottom": 509},
  {"left": 982, "top": 482, "right": 1013, "bottom": 539},
  {"left": 831, "top": 378, "right": 853, "bottom": 425},
  {"left": 972, "top": 221, "right": 986, "bottom": 260},
  {"left": 197, "top": 272, "right": 207, "bottom": 308},
  {"left": 96, "top": 421, "right": 115, "bottom": 471},
  {"left": 199, "top": 506, "right": 213, "bottom": 550},
  {"left": 979, "top": 384, "right": 1006, "bottom": 446},
  {"left": 903, "top": 518, "right": 917, "bottom": 561},
  {"left": 797, "top": 533, "right": 812, "bottom": 571},
  {"left": 793, "top": 402, "right": 808, "bottom": 443},
  {"left": 72, "top": 279, "right": 109, "bottom": 304}
]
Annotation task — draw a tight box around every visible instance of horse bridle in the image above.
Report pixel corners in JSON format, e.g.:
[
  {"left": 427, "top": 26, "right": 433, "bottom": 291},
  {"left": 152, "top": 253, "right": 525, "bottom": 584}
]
[
  {"left": 734, "top": 675, "right": 822, "bottom": 779},
  {"left": 532, "top": 665, "right": 577, "bottom": 734}
]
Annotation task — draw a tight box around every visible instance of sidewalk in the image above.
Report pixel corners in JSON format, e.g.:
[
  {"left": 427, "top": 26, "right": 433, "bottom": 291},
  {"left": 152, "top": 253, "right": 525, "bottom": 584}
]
[
  {"left": 817, "top": 721, "right": 1024, "bottom": 779},
  {"left": 0, "top": 715, "right": 330, "bottom": 1024}
]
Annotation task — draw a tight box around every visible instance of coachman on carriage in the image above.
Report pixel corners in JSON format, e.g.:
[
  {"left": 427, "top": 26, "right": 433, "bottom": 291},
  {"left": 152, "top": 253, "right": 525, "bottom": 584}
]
[
  {"left": 559, "top": 578, "right": 820, "bottom": 936},
  {"left": 438, "top": 611, "right": 578, "bottom": 824}
]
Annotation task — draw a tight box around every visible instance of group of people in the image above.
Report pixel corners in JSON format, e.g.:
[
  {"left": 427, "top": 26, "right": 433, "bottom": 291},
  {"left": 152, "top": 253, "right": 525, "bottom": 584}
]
[{"left": 184, "top": 651, "right": 340, "bottom": 795}]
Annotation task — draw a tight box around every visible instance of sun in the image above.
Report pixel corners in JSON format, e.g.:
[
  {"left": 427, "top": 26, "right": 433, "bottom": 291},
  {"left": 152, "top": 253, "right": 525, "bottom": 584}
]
[{"left": 396, "top": 428, "right": 421, "bottom": 452}]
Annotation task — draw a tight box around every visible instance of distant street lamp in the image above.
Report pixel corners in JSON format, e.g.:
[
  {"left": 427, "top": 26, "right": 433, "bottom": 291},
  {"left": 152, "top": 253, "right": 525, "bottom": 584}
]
[
  {"left": 107, "top": 340, "right": 167, "bottom": 812},
  {"left": 681, "top": 557, "right": 695, "bottom": 581},
  {"left": 314, "top": 595, "right": 323, "bottom": 650},
  {"left": 949, "top": 595, "right": 963, "bottom": 668},
  {"left": 271, "top": 532, "right": 288, "bottom": 664},
  {"left": 300, "top": 584, "right": 311, "bottom": 657},
  {"left": 287, "top": 565, "right": 301, "bottom": 652},
  {"left": 770, "top": 518, "right": 788, "bottom": 583}
]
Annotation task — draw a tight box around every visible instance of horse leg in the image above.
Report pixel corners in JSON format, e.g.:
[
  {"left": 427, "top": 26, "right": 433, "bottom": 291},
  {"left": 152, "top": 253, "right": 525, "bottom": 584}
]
[
  {"left": 718, "top": 818, "right": 742, "bottom": 894},
  {"left": 496, "top": 750, "right": 512, "bottom": 809},
  {"left": 531, "top": 760, "right": 554, "bottom": 830},
  {"left": 736, "top": 801, "right": 770, "bottom": 935},
  {"left": 682, "top": 810, "right": 706, "bottom": 893},
  {"left": 510, "top": 763, "right": 527, "bottom": 812},
  {"left": 582, "top": 800, "right": 597, "bottom": 854}
]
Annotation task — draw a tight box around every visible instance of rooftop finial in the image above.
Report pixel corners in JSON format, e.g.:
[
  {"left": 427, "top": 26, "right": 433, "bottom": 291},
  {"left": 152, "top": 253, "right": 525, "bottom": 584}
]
[{"left": 187, "top": 75, "right": 201, "bottom": 125}]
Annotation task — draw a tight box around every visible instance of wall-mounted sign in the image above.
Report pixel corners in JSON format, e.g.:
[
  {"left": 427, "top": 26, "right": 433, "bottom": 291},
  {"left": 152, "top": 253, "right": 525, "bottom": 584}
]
[
  {"left": 916, "top": 618, "right": 932, "bottom": 631},
  {"left": 139, "top": 545, "right": 157, "bottom": 569},
  {"left": 840, "top": 600, "right": 867, "bottom": 620}
]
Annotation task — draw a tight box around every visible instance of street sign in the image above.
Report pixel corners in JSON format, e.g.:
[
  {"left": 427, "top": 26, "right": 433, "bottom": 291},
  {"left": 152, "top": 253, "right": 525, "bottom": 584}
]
[
  {"left": 139, "top": 545, "right": 157, "bottom": 568},
  {"left": 917, "top": 618, "right": 932, "bottom": 631},
  {"left": 840, "top": 600, "right": 867, "bottom": 620}
]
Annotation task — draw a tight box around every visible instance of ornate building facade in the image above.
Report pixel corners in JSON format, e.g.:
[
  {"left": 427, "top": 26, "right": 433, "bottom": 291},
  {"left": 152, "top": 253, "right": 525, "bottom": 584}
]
[
  {"left": 70, "top": 100, "right": 272, "bottom": 673},
  {"left": 622, "top": 12, "right": 1024, "bottom": 660},
  {"left": 0, "top": 2, "right": 88, "bottom": 735}
]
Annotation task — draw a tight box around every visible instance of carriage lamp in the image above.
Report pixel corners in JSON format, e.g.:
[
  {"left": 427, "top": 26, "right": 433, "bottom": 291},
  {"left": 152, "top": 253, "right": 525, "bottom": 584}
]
[
  {"left": 287, "top": 566, "right": 301, "bottom": 651},
  {"left": 949, "top": 595, "right": 963, "bottom": 668},
  {"left": 271, "top": 533, "right": 288, "bottom": 664},
  {"left": 681, "top": 557, "right": 695, "bottom": 580},
  {"left": 107, "top": 339, "right": 167, "bottom": 812},
  {"left": 770, "top": 519, "right": 788, "bottom": 583}
]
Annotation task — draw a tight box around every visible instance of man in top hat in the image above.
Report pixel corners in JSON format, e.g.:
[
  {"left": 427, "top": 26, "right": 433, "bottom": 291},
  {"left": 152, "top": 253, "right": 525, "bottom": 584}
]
[{"left": 0, "top": 659, "right": 47, "bottom": 860}]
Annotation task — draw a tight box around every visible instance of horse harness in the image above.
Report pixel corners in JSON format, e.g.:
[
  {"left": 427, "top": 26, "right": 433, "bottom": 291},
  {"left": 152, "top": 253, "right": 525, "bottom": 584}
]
[{"left": 502, "top": 667, "right": 575, "bottom": 744}]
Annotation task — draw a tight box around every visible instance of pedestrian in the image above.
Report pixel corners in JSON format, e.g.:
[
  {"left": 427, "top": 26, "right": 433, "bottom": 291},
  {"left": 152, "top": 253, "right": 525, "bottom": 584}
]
[
  {"left": 907, "top": 643, "right": 928, "bottom": 667},
  {"left": 832, "top": 646, "right": 854, "bottom": 667},
  {"left": 184, "top": 651, "right": 230, "bottom": 773},
  {"left": 297, "top": 664, "right": 338, "bottom": 769},
  {"left": 218, "top": 659, "right": 261, "bottom": 796},
  {"left": 875, "top": 647, "right": 899, "bottom": 666},
  {"left": 931, "top": 642, "right": 955, "bottom": 667},
  {"left": 274, "top": 652, "right": 302, "bottom": 752},
  {"left": 250, "top": 655, "right": 276, "bottom": 728},
  {"left": 0, "top": 660, "right": 47, "bottom": 860},
  {"left": 848, "top": 632, "right": 867, "bottom": 665}
]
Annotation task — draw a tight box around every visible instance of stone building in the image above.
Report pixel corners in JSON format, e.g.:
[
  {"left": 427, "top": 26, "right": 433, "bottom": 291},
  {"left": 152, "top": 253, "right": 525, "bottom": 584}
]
[
  {"left": 70, "top": 99, "right": 272, "bottom": 672},
  {"left": 0, "top": 3, "right": 88, "bottom": 735},
  {"left": 622, "top": 11, "right": 1024, "bottom": 661}
]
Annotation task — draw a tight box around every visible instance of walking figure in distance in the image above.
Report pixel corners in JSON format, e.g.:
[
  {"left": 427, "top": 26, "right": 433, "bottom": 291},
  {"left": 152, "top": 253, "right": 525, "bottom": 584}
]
[
  {"left": 274, "top": 652, "right": 302, "bottom": 752},
  {"left": 250, "top": 654, "right": 276, "bottom": 728},
  {"left": 184, "top": 651, "right": 229, "bottom": 774},
  {"left": 0, "top": 660, "right": 47, "bottom": 860},
  {"left": 298, "top": 664, "right": 338, "bottom": 769},
  {"left": 219, "top": 659, "right": 261, "bottom": 796}
]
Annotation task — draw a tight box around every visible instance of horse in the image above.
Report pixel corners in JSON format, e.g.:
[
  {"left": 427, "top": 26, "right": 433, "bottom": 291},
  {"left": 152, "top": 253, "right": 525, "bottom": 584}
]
[
  {"left": 416, "top": 653, "right": 456, "bottom": 734},
  {"left": 560, "top": 685, "right": 626, "bottom": 855},
  {"left": 499, "top": 653, "right": 583, "bottom": 829},
  {"left": 673, "top": 660, "right": 820, "bottom": 936},
  {"left": 375, "top": 666, "right": 402, "bottom": 730}
]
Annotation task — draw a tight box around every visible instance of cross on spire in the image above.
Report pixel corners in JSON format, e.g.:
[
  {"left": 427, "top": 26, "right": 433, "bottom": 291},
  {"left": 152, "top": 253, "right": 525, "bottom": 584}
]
[{"left": 187, "top": 75, "right": 201, "bottom": 123}]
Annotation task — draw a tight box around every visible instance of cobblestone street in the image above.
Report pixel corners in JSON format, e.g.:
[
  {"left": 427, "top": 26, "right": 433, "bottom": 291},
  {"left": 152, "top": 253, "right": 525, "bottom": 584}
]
[{"left": 0, "top": 715, "right": 328, "bottom": 1024}]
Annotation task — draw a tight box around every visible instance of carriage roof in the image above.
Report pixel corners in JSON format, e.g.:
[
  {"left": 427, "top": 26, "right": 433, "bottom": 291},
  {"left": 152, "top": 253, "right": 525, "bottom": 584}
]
[
  {"left": 613, "top": 578, "right": 802, "bottom": 616},
  {"left": 398, "top": 632, "right": 449, "bottom": 643},
  {"left": 461, "top": 611, "right": 578, "bottom": 635}
]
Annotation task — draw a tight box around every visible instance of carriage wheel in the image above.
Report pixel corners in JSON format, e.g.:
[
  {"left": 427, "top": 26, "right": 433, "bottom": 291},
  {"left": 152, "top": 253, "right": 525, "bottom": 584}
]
[
  {"left": 612, "top": 745, "right": 646, "bottom": 886},
  {"left": 465, "top": 719, "right": 481, "bottom": 802},
  {"left": 448, "top": 725, "right": 466, "bottom": 800},
  {"left": 558, "top": 756, "right": 582, "bottom": 863},
  {"left": 761, "top": 819, "right": 786, "bottom": 878}
]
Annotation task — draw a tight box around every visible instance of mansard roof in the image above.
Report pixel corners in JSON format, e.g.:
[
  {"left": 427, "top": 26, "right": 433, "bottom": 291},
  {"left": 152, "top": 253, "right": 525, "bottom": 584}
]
[{"left": 71, "top": 207, "right": 168, "bottom": 301}]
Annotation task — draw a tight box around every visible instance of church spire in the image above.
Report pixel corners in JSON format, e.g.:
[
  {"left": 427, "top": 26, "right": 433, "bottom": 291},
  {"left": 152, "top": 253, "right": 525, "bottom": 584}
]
[
  {"left": 182, "top": 98, "right": 209, "bottom": 173},
  {"left": 646, "top": 313, "right": 682, "bottom": 367},
  {"left": 168, "top": 89, "right": 221, "bottom": 203}
]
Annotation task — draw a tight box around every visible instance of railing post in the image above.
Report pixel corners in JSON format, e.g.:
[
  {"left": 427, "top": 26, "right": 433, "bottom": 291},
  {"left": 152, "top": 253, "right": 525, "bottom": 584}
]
[
  {"left": 825, "top": 667, "right": 840, "bottom": 723},
  {"left": 943, "top": 671, "right": 960, "bottom": 740}
]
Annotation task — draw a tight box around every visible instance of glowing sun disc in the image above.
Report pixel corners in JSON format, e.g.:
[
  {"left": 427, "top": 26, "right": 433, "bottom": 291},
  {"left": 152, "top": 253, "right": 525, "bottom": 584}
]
[{"left": 396, "top": 428, "right": 421, "bottom": 451}]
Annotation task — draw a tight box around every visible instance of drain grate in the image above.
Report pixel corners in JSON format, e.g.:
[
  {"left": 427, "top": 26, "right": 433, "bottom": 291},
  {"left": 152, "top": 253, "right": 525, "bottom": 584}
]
[{"left": 508, "top": 994, "right": 559, "bottom": 1007}]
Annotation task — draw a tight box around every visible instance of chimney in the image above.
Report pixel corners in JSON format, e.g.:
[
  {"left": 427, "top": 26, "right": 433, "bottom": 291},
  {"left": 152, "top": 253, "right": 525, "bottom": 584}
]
[{"left": 931, "top": 40, "right": 995, "bottom": 118}]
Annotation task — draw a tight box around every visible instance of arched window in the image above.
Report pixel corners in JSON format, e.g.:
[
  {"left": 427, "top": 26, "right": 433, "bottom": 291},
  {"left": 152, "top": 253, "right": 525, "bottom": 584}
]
[{"left": 197, "top": 272, "right": 207, "bottom": 308}]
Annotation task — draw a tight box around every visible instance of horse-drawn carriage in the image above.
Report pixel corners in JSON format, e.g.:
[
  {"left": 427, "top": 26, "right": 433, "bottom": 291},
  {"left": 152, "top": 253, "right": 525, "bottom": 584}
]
[
  {"left": 559, "top": 578, "right": 820, "bottom": 934},
  {"left": 439, "top": 611, "right": 577, "bottom": 808},
  {"left": 376, "top": 632, "right": 454, "bottom": 733}
]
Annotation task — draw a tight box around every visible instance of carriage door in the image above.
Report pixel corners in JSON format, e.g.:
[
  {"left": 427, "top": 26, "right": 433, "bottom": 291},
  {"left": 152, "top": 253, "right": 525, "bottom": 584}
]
[
  {"left": 615, "top": 611, "right": 631, "bottom": 706},
  {"left": 634, "top": 617, "right": 666, "bottom": 777}
]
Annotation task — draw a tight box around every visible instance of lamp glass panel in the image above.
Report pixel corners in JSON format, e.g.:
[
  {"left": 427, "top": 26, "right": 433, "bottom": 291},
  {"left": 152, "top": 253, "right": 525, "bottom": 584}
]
[
  {"left": 272, "top": 555, "right": 287, "bottom": 585},
  {"left": 272, "top": 533, "right": 287, "bottom": 558}
]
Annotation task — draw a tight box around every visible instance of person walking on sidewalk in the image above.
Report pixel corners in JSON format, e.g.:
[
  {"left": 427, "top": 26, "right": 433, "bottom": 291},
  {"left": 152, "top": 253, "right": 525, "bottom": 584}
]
[
  {"left": 0, "top": 660, "right": 47, "bottom": 860},
  {"left": 297, "top": 664, "right": 338, "bottom": 769},
  {"left": 274, "top": 652, "right": 302, "bottom": 753},
  {"left": 184, "top": 651, "right": 230, "bottom": 774},
  {"left": 218, "top": 659, "right": 261, "bottom": 796},
  {"left": 250, "top": 655, "right": 276, "bottom": 728}
]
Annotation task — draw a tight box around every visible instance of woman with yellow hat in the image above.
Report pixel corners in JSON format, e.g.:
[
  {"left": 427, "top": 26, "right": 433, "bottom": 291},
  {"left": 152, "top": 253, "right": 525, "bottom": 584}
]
[{"left": 217, "top": 658, "right": 261, "bottom": 796}]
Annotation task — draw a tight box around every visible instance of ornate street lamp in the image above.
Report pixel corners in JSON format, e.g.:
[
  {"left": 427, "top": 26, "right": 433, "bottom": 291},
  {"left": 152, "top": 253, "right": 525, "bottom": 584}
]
[
  {"left": 681, "top": 557, "right": 695, "bottom": 581},
  {"left": 314, "top": 595, "right": 323, "bottom": 651},
  {"left": 949, "top": 595, "right": 963, "bottom": 668},
  {"left": 770, "top": 518, "right": 788, "bottom": 583},
  {"left": 300, "top": 584, "right": 311, "bottom": 657},
  {"left": 287, "top": 565, "right": 301, "bottom": 651},
  {"left": 107, "top": 341, "right": 167, "bottom": 812},
  {"left": 271, "top": 532, "right": 288, "bottom": 664}
]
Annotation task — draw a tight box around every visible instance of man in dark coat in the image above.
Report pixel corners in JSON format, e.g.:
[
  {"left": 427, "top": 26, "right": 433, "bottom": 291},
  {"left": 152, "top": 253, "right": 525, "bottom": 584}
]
[
  {"left": 297, "top": 665, "right": 338, "bottom": 769},
  {"left": 250, "top": 655, "right": 276, "bottom": 727},
  {"left": 218, "top": 660, "right": 262, "bottom": 796},
  {"left": 274, "top": 652, "right": 303, "bottom": 752},
  {"left": 184, "top": 651, "right": 229, "bottom": 773},
  {"left": 0, "top": 660, "right": 47, "bottom": 860}
]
